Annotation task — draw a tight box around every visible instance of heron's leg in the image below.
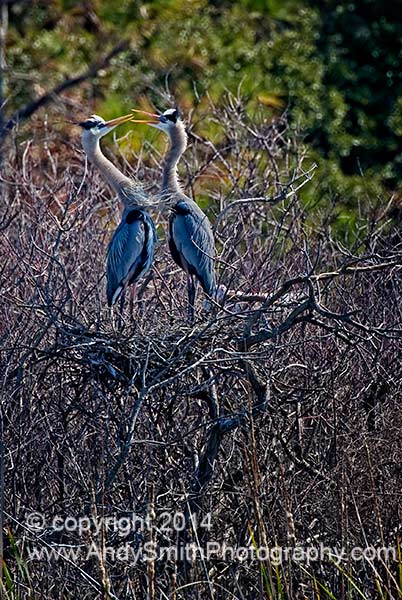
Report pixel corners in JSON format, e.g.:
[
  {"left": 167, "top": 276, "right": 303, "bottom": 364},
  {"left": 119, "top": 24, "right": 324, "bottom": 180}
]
[
  {"left": 186, "top": 273, "right": 193, "bottom": 322},
  {"left": 193, "top": 278, "right": 198, "bottom": 311},
  {"left": 129, "top": 283, "right": 137, "bottom": 321},
  {"left": 117, "top": 291, "right": 126, "bottom": 331},
  {"left": 187, "top": 275, "right": 197, "bottom": 323},
  {"left": 110, "top": 307, "right": 116, "bottom": 331}
]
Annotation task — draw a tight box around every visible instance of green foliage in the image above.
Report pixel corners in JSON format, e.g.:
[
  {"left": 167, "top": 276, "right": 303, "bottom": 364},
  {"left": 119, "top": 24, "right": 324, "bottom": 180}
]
[
  {"left": 3, "top": 0, "right": 401, "bottom": 239},
  {"left": 1, "top": 529, "right": 32, "bottom": 599},
  {"left": 309, "top": 0, "right": 402, "bottom": 186}
]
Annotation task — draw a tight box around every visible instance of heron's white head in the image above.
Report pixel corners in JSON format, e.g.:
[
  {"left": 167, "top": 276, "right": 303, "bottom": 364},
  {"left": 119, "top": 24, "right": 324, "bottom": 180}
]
[
  {"left": 78, "top": 113, "right": 133, "bottom": 142},
  {"left": 129, "top": 107, "right": 185, "bottom": 135},
  {"left": 151, "top": 108, "right": 182, "bottom": 133}
]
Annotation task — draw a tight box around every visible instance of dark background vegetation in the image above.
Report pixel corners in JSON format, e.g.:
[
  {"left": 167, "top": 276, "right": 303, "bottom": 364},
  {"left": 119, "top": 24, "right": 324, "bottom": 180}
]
[
  {"left": 1, "top": 0, "right": 402, "bottom": 230},
  {"left": 0, "top": 1, "right": 401, "bottom": 599}
]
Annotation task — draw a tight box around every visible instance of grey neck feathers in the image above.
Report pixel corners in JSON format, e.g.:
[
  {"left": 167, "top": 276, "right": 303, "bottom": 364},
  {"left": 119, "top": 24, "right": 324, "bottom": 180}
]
[
  {"left": 161, "top": 123, "right": 187, "bottom": 197},
  {"left": 82, "top": 136, "right": 131, "bottom": 199}
]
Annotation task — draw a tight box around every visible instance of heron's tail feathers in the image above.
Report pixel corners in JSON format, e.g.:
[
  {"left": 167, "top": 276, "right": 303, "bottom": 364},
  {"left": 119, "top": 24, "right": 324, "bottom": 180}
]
[
  {"left": 107, "top": 284, "right": 124, "bottom": 307},
  {"left": 203, "top": 283, "right": 227, "bottom": 312},
  {"left": 198, "top": 270, "right": 216, "bottom": 296}
]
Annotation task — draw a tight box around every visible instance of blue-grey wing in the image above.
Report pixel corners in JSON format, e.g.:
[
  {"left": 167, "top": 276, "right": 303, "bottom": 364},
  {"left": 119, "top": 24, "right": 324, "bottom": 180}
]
[
  {"left": 106, "top": 212, "right": 156, "bottom": 306},
  {"left": 170, "top": 200, "right": 215, "bottom": 295}
]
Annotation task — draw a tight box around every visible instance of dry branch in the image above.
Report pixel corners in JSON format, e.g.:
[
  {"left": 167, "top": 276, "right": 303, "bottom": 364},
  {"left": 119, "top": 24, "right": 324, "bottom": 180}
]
[
  {"left": 0, "top": 98, "right": 401, "bottom": 599},
  {"left": 0, "top": 40, "right": 129, "bottom": 144}
]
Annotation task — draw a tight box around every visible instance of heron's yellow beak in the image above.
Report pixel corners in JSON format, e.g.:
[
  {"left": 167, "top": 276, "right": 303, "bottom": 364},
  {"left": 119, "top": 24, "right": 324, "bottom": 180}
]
[
  {"left": 103, "top": 113, "right": 134, "bottom": 128},
  {"left": 129, "top": 108, "right": 160, "bottom": 124}
]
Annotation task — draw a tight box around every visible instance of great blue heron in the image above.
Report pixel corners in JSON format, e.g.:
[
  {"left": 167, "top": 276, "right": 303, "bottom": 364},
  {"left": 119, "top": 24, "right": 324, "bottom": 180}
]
[
  {"left": 128, "top": 107, "right": 216, "bottom": 321},
  {"left": 78, "top": 114, "right": 157, "bottom": 311}
]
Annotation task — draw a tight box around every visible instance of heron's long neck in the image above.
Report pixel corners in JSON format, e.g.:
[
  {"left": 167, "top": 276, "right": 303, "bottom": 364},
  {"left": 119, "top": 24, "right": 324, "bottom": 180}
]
[
  {"left": 162, "top": 125, "right": 187, "bottom": 197},
  {"left": 83, "top": 137, "right": 131, "bottom": 195}
]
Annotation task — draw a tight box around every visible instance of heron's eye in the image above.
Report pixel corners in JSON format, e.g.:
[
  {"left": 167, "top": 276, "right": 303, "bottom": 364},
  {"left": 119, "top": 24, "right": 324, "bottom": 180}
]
[
  {"left": 79, "top": 121, "right": 93, "bottom": 130},
  {"left": 165, "top": 111, "right": 177, "bottom": 123},
  {"left": 79, "top": 120, "right": 102, "bottom": 130},
  {"left": 159, "top": 115, "right": 168, "bottom": 124}
]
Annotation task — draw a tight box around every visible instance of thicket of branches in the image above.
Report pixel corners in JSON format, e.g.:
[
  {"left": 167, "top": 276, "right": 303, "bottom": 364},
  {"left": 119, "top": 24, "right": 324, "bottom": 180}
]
[{"left": 0, "top": 99, "right": 401, "bottom": 599}]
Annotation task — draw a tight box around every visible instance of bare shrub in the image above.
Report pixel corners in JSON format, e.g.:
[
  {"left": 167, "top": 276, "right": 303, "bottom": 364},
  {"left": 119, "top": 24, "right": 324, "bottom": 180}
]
[{"left": 0, "top": 97, "right": 401, "bottom": 599}]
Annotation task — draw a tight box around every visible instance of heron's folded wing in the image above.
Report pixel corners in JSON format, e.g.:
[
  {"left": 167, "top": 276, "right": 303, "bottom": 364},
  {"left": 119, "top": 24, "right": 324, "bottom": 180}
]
[
  {"left": 172, "top": 202, "right": 215, "bottom": 294},
  {"left": 106, "top": 218, "right": 145, "bottom": 306}
]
